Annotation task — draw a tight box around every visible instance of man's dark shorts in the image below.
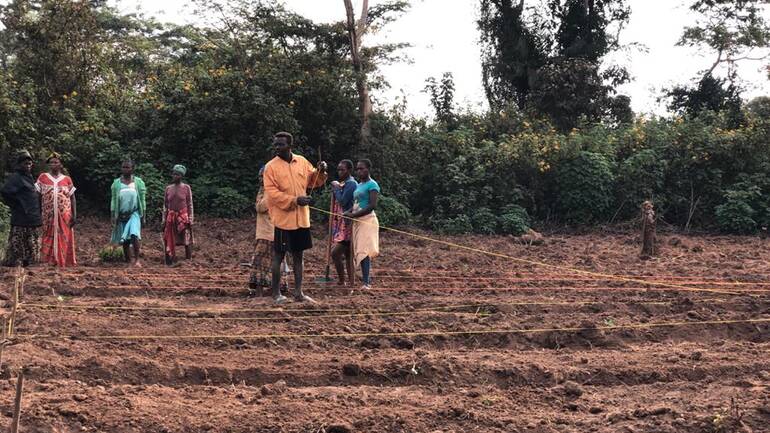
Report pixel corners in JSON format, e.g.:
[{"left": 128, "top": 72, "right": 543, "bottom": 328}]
[{"left": 274, "top": 227, "right": 313, "bottom": 253}]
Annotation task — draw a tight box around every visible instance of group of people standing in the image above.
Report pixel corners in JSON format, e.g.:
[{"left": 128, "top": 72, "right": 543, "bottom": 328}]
[
  {"left": 0, "top": 150, "right": 196, "bottom": 269},
  {"left": 249, "top": 132, "right": 380, "bottom": 304},
  {"left": 2, "top": 150, "right": 77, "bottom": 268},
  {"left": 2, "top": 131, "right": 380, "bottom": 305},
  {"left": 109, "top": 160, "right": 194, "bottom": 267}
]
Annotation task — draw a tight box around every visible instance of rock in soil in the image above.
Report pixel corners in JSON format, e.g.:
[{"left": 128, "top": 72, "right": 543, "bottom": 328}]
[
  {"left": 342, "top": 363, "right": 361, "bottom": 377},
  {"left": 326, "top": 423, "right": 353, "bottom": 433},
  {"left": 562, "top": 381, "right": 583, "bottom": 397}
]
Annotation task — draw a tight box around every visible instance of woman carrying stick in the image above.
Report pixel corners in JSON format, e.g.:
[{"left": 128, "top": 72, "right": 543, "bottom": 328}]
[{"left": 330, "top": 160, "right": 357, "bottom": 285}]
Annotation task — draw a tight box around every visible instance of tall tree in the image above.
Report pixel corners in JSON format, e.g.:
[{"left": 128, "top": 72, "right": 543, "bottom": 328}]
[
  {"left": 478, "top": 0, "right": 549, "bottom": 109},
  {"left": 665, "top": 0, "right": 770, "bottom": 119},
  {"left": 478, "top": 0, "right": 632, "bottom": 130},
  {"left": 423, "top": 72, "right": 456, "bottom": 125},
  {"left": 343, "top": 0, "right": 372, "bottom": 154},
  {"left": 680, "top": 0, "right": 770, "bottom": 75},
  {"left": 342, "top": 0, "right": 409, "bottom": 155}
]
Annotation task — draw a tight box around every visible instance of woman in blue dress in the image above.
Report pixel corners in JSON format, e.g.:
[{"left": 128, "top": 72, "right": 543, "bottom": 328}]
[{"left": 110, "top": 159, "right": 147, "bottom": 267}]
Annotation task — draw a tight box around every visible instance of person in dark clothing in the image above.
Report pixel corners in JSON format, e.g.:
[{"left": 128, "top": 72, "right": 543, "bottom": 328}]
[{"left": 1, "top": 150, "right": 42, "bottom": 267}]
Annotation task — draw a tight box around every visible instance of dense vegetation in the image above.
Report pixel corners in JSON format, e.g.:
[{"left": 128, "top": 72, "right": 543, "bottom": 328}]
[{"left": 1, "top": 0, "right": 769, "bottom": 249}]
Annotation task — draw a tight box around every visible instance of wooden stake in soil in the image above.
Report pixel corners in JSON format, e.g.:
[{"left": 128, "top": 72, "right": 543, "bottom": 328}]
[
  {"left": 7, "top": 268, "right": 21, "bottom": 338},
  {"left": 0, "top": 319, "right": 7, "bottom": 374},
  {"left": 9, "top": 371, "right": 24, "bottom": 433},
  {"left": 640, "top": 201, "right": 656, "bottom": 259}
]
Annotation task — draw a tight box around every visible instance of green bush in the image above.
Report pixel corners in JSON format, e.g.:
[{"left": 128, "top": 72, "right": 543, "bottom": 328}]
[
  {"left": 472, "top": 207, "right": 498, "bottom": 234},
  {"left": 98, "top": 245, "right": 125, "bottom": 263},
  {"left": 499, "top": 204, "right": 531, "bottom": 235},
  {"left": 553, "top": 151, "right": 616, "bottom": 223},
  {"left": 135, "top": 163, "right": 166, "bottom": 222},
  {"left": 433, "top": 214, "right": 473, "bottom": 234},
  {"left": 189, "top": 174, "right": 254, "bottom": 218},
  {"left": 616, "top": 148, "right": 667, "bottom": 217},
  {"left": 715, "top": 176, "right": 770, "bottom": 234},
  {"left": 208, "top": 187, "right": 253, "bottom": 218},
  {"left": 311, "top": 188, "right": 410, "bottom": 227},
  {"left": 376, "top": 195, "right": 412, "bottom": 227},
  {"left": 715, "top": 196, "right": 756, "bottom": 234},
  {"left": 0, "top": 201, "right": 9, "bottom": 262}
]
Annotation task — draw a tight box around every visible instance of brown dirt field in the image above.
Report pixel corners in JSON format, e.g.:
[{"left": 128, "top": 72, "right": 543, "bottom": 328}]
[{"left": 1, "top": 217, "right": 770, "bottom": 433}]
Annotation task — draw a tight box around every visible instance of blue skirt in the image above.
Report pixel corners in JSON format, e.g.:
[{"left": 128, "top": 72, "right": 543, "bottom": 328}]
[{"left": 111, "top": 211, "right": 142, "bottom": 244}]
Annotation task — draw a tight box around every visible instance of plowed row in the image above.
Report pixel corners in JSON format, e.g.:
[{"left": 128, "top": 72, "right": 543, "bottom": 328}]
[{"left": 1, "top": 218, "right": 769, "bottom": 433}]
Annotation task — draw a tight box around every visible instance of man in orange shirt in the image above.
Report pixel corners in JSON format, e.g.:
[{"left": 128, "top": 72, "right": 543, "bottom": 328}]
[{"left": 263, "top": 132, "right": 328, "bottom": 304}]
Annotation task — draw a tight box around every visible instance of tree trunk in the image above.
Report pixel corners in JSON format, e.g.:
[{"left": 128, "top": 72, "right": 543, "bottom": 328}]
[{"left": 343, "top": 0, "right": 372, "bottom": 156}]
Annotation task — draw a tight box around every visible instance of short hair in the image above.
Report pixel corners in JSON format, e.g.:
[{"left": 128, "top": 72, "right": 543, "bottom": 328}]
[
  {"left": 274, "top": 132, "right": 293, "bottom": 146},
  {"left": 357, "top": 159, "right": 372, "bottom": 169},
  {"left": 122, "top": 158, "right": 135, "bottom": 168},
  {"left": 340, "top": 159, "right": 354, "bottom": 170}
]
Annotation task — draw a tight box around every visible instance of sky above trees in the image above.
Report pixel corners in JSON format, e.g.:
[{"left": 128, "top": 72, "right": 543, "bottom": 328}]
[{"left": 115, "top": 0, "right": 770, "bottom": 116}]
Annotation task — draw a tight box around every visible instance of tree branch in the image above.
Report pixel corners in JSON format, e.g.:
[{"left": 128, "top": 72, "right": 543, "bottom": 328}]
[
  {"left": 707, "top": 48, "right": 723, "bottom": 75},
  {"left": 356, "top": 0, "right": 369, "bottom": 40}
]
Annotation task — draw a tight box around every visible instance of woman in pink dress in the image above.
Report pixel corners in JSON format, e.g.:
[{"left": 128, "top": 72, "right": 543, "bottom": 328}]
[{"left": 36, "top": 153, "right": 77, "bottom": 267}]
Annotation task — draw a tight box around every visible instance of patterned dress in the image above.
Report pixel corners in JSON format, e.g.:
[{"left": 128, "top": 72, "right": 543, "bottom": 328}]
[{"left": 36, "top": 173, "right": 77, "bottom": 267}]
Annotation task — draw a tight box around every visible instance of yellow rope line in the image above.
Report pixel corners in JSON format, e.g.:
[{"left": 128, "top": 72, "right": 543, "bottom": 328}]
[
  {"left": 310, "top": 206, "right": 752, "bottom": 296},
  {"left": 17, "top": 316, "right": 770, "bottom": 341}
]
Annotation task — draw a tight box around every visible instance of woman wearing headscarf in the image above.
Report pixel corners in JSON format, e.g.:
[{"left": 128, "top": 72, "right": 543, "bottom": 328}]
[
  {"left": 36, "top": 152, "right": 77, "bottom": 267},
  {"left": 162, "top": 164, "right": 194, "bottom": 265},
  {"left": 344, "top": 159, "right": 380, "bottom": 291},
  {"left": 1, "top": 150, "right": 42, "bottom": 267},
  {"left": 110, "top": 159, "right": 146, "bottom": 267}
]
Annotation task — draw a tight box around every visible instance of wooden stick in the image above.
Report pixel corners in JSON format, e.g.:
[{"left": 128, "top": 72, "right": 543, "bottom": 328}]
[
  {"left": 10, "top": 371, "right": 24, "bottom": 433},
  {"left": 18, "top": 269, "right": 25, "bottom": 301},
  {"left": 324, "top": 194, "right": 336, "bottom": 281},
  {"left": 307, "top": 146, "right": 324, "bottom": 195},
  {"left": 349, "top": 223, "right": 356, "bottom": 287},
  {"left": 8, "top": 269, "right": 20, "bottom": 338},
  {"left": 0, "top": 319, "right": 7, "bottom": 374}
]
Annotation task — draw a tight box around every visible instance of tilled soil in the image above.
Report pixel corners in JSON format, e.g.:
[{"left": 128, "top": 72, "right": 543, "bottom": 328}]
[{"left": 1, "top": 218, "right": 769, "bottom": 433}]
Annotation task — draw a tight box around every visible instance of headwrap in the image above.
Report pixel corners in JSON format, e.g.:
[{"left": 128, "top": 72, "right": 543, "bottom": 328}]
[
  {"left": 16, "top": 149, "right": 33, "bottom": 163},
  {"left": 172, "top": 164, "right": 187, "bottom": 176},
  {"left": 46, "top": 151, "right": 62, "bottom": 163}
]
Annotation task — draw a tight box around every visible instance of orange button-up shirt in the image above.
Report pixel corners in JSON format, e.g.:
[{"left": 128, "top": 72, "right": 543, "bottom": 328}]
[{"left": 263, "top": 154, "right": 327, "bottom": 230}]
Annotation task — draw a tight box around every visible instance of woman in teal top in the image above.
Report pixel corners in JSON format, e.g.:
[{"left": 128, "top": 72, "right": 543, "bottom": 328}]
[
  {"left": 110, "top": 159, "right": 147, "bottom": 267},
  {"left": 343, "top": 159, "right": 380, "bottom": 290}
]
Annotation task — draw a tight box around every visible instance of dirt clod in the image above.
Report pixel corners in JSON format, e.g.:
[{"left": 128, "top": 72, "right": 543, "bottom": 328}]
[
  {"left": 326, "top": 424, "right": 353, "bottom": 433},
  {"left": 562, "top": 381, "right": 583, "bottom": 397},
  {"left": 342, "top": 364, "right": 361, "bottom": 377},
  {"left": 260, "top": 380, "right": 288, "bottom": 396}
]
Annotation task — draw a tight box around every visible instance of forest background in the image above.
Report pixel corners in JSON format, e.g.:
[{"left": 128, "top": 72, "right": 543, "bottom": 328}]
[{"left": 1, "top": 0, "right": 769, "bottom": 247}]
